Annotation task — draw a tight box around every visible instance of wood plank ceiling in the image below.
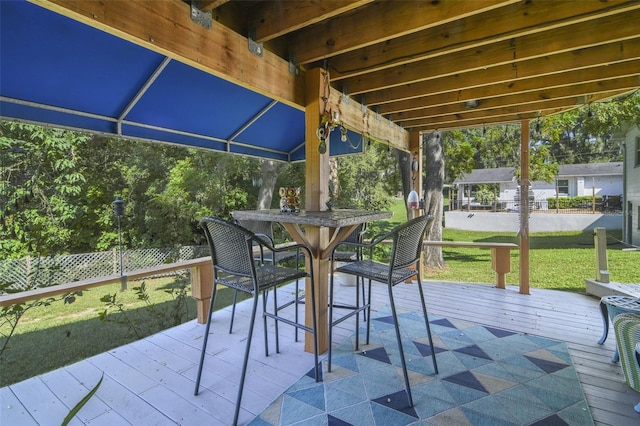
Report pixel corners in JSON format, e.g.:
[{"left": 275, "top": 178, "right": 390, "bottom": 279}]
[{"left": 202, "top": 0, "right": 640, "bottom": 132}]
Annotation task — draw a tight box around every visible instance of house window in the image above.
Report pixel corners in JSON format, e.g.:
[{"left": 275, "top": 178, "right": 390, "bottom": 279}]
[
  {"left": 636, "top": 137, "right": 640, "bottom": 167},
  {"left": 556, "top": 179, "right": 569, "bottom": 196}
]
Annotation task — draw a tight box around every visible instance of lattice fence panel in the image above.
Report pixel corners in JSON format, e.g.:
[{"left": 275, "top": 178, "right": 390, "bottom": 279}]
[
  {"left": 0, "top": 246, "right": 209, "bottom": 292},
  {"left": 0, "top": 258, "right": 29, "bottom": 289}
]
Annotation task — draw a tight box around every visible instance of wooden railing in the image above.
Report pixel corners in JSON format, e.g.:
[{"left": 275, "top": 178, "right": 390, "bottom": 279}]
[
  {"left": 0, "top": 241, "right": 521, "bottom": 324},
  {"left": 374, "top": 238, "right": 519, "bottom": 291},
  {"left": 0, "top": 257, "right": 214, "bottom": 324}
]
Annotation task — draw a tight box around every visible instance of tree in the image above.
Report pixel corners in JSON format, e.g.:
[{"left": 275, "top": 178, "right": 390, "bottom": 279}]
[
  {"left": 256, "top": 160, "right": 279, "bottom": 210},
  {"left": 331, "top": 142, "right": 393, "bottom": 214},
  {"left": 536, "top": 93, "right": 640, "bottom": 164},
  {"left": 1, "top": 122, "right": 91, "bottom": 258},
  {"left": 422, "top": 132, "right": 446, "bottom": 269}
]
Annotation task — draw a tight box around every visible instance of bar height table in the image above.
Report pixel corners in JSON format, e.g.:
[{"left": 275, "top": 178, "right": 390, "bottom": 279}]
[{"left": 232, "top": 209, "right": 392, "bottom": 354}]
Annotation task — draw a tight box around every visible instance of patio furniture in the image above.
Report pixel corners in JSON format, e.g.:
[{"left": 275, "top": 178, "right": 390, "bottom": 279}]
[
  {"left": 194, "top": 217, "right": 319, "bottom": 426},
  {"left": 232, "top": 209, "right": 392, "bottom": 354},
  {"left": 612, "top": 313, "right": 640, "bottom": 412},
  {"left": 327, "top": 214, "right": 439, "bottom": 408},
  {"left": 331, "top": 223, "right": 368, "bottom": 321},
  {"left": 598, "top": 295, "right": 640, "bottom": 362},
  {"left": 234, "top": 219, "right": 304, "bottom": 339}
]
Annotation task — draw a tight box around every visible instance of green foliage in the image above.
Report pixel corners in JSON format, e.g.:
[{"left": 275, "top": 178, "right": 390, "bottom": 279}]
[
  {"left": 546, "top": 195, "right": 602, "bottom": 209},
  {"left": 99, "top": 277, "right": 191, "bottom": 338},
  {"left": 1, "top": 122, "right": 91, "bottom": 257},
  {"left": 474, "top": 187, "right": 496, "bottom": 205},
  {"left": 0, "top": 277, "right": 251, "bottom": 387},
  {"left": 442, "top": 130, "right": 475, "bottom": 181},
  {"left": 534, "top": 92, "right": 639, "bottom": 164},
  {"left": 0, "top": 121, "right": 270, "bottom": 257},
  {"left": 442, "top": 91, "right": 639, "bottom": 183},
  {"left": 332, "top": 143, "right": 393, "bottom": 212},
  {"left": 0, "top": 286, "right": 81, "bottom": 358},
  {"left": 62, "top": 374, "right": 103, "bottom": 426}
]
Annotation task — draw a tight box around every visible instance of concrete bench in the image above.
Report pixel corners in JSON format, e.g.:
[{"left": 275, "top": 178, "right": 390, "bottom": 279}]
[{"left": 422, "top": 241, "right": 518, "bottom": 289}]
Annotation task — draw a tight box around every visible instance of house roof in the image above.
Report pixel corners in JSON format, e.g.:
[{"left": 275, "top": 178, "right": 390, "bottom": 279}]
[
  {"left": 454, "top": 162, "right": 623, "bottom": 184},
  {"left": 454, "top": 167, "right": 516, "bottom": 184},
  {"left": 557, "top": 162, "right": 623, "bottom": 177}
]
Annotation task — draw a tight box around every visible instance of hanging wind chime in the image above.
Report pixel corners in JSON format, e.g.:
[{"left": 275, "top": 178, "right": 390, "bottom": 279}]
[{"left": 407, "top": 152, "right": 420, "bottom": 210}]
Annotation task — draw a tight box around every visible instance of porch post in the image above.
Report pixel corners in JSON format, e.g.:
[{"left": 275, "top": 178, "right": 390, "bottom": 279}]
[
  {"left": 409, "top": 130, "right": 423, "bottom": 220},
  {"left": 304, "top": 67, "right": 330, "bottom": 353},
  {"left": 406, "top": 131, "right": 423, "bottom": 282},
  {"left": 519, "top": 120, "right": 530, "bottom": 294}
]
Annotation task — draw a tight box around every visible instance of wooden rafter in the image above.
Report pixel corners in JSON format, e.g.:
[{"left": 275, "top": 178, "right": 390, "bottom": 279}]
[
  {"left": 288, "top": 0, "right": 518, "bottom": 65},
  {"left": 325, "top": 0, "right": 640, "bottom": 80},
  {"left": 378, "top": 60, "right": 640, "bottom": 114},
  {"left": 31, "top": 0, "right": 640, "bottom": 132},
  {"left": 339, "top": 14, "right": 640, "bottom": 95},
  {"left": 249, "top": 0, "right": 374, "bottom": 43}
]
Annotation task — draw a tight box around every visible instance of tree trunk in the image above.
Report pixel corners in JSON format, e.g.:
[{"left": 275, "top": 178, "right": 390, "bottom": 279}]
[
  {"left": 257, "top": 160, "right": 278, "bottom": 210},
  {"left": 423, "top": 131, "right": 446, "bottom": 269}
]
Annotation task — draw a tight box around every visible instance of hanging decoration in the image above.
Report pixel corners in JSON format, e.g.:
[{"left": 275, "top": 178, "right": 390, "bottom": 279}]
[
  {"left": 407, "top": 151, "right": 420, "bottom": 209},
  {"left": 316, "top": 68, "right": 362, "bottom": 153},
  {"left": 317, "top": 68, "right": 332, "bottom": 154}
]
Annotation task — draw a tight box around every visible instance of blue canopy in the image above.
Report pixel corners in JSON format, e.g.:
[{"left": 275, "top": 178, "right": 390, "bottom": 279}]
[{"left": 0, "top": 1, "right": 361, "bottom": 161}]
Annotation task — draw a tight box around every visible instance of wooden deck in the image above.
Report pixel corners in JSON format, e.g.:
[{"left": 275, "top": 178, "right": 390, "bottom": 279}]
[{"left": 2, "top": 278, "right": 638, "bottom": 426}]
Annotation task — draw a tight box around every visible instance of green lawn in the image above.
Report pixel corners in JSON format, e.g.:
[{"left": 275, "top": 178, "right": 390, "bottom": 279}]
[
  {"left": 0, "top": 276, "right": 248, "bottom": 387},
  {"left": 423, "top": 229, "right": 637, "bottom": 291},
  {"left": 385, "top": 199, "right": 637, "bottom": 290}
]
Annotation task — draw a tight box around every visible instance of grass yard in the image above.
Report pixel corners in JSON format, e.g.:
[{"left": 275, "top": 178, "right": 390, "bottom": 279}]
[
  {"left": 386, "top": 199, "right": 637, "bottom": 291},
  {"left": 0, "top": 276, "right": 249, "bottom": 387},
  {"left": 423, "top": 229, "right": 638, "bottom": 291}
]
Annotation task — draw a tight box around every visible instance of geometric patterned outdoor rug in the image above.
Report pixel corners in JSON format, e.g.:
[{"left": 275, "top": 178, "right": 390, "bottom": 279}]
[{"left": 250, "top": 307, "right": 594, "bottom": 426}]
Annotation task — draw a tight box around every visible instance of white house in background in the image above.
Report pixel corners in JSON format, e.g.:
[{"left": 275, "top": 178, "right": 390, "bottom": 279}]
[
  {"left": 616, "top": 123, "right": 640, "bottom": 247},
  {"left": 453, "top": 162, "right": 623, "bottom": 207}
]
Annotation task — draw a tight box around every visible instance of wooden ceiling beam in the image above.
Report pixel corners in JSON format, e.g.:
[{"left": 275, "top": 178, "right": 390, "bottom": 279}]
[
  {"left": 33, "top": 0, "right": 305, "bottom": 108},
  {"left": 395, "top": 76, "right": 640, "bottom": 123},
  {"left": 357, "top": 38, "right": 640, "bottom": 109},
  {"left": 288, "top": 0, "right": 518, "bottom": 65},
  {"left": 408, "top": 90, "right": 634, "bottom": 131},
  {"left": 325, "top": 88, "right": 409, "bottom": 151},
  {"left": 379, "top": 61, "right": 640, "bottom": 115},
  {"left": 341, "top": 12, "right": 640, "bottom": 95},
  {"left": 250, "top": 1, "right": 373, "bottom": 43},
  {"left": 327, "top": 0, "right": 639, "bottom": 81},
  {"left": 198, "top": 0, "right": 230, "bottom": 12}
]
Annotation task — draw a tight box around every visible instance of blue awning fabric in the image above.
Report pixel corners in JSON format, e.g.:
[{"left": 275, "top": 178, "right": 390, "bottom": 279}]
[{"left": 0, "top": 1, "right": 362, "bottom": 162}]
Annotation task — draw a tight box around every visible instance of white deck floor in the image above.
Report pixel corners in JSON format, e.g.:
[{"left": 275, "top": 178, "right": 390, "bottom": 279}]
[{"left": 2, "top": 277, "right": 638, "bottom": 426}]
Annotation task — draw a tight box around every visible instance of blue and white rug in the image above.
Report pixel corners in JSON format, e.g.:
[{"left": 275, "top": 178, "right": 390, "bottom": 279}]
[{"left": 250, "top": 308, "right": 594, "bottom": 425}]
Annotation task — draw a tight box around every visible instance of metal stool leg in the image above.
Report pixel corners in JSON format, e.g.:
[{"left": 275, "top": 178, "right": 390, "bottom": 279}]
[
  {"left": 194, "top": 282, "right": 219, "bottom": 395},
  {"left": 388, "top": 282, "right": 413, "bottom": 407},
  {"left": 416, "top": 275, "right": 438, "bottom": 375},
  {"left": 598, "top": 300, "right": 609, "bottom": 345},
  {"left": 232, "top": 293, "right": 260, "bottom": 426}
]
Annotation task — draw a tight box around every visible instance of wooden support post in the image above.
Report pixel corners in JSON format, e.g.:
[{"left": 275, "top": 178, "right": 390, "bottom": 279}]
[
  {"left": 406, "top": 130, "right": 422, "bottom": 282},
  {"left": 491, "top": 247, "right": 511, "bottom": 289},
  {"left": 190, "top": 262, "right": 213, "bottom": 324},
  {"left": 594, "top": 227, "right": 610, "bottom": 283},
  {"left": 304, "top": 67, "right": 330, "bottom": 354},
  {"left": 519, "top": 120, "right": 530, "bottom": 295}
]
